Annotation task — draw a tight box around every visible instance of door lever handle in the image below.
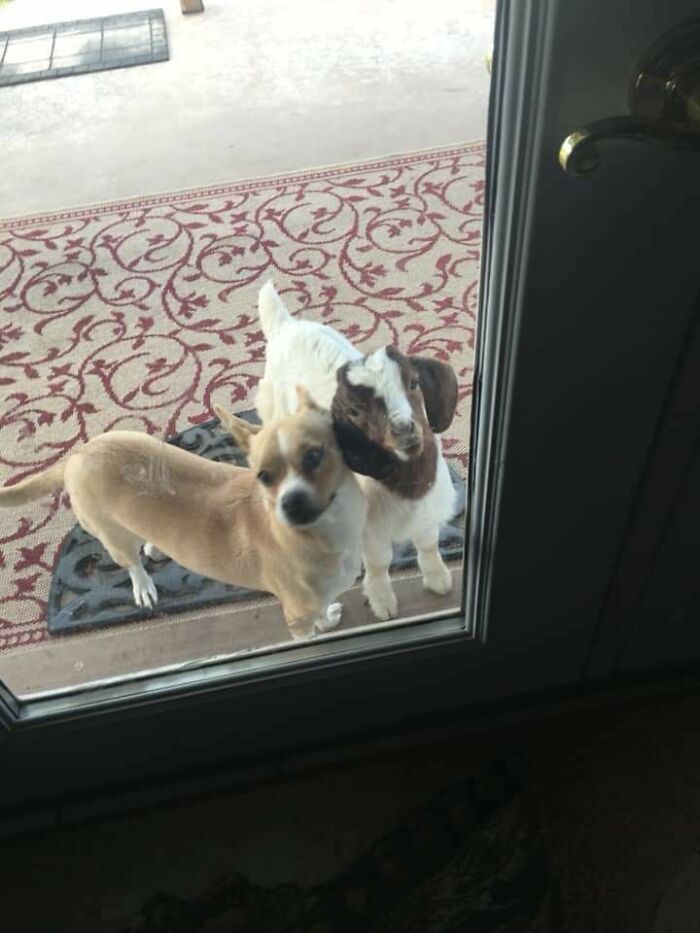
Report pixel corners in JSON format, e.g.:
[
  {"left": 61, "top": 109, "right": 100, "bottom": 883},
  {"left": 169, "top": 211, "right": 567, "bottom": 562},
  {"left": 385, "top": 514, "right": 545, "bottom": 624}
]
[
  {"left": 559, "top": 115, "right": 700, "bottom": 176},
  {"left": 559, "top": 19, "right": 700, "bottom": 176}
]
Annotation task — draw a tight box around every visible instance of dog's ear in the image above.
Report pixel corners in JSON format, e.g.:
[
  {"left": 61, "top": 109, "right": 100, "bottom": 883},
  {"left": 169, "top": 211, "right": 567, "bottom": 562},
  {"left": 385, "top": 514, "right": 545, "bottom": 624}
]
[
  {"left": 409, "top": 357, "right": 459, "bottom": 433},
  {"left": 295, "top": 385, "right": 320, "bottom": 412},
  {"left": 214, "top": 406, "right": 261, "bottom": 452}
]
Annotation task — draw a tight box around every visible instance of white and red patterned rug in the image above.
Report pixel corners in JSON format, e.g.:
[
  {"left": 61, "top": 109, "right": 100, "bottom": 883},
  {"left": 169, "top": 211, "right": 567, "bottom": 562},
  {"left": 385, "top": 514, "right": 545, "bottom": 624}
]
[{"left": 0, "top": 143, "right": 485, "bottom": 652}]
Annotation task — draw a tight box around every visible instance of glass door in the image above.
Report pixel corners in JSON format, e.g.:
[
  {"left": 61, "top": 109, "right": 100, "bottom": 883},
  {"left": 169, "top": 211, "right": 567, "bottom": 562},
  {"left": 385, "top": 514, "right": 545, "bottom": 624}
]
[{"left": 1, "top": 0, "right": 698, "bottom": 819}]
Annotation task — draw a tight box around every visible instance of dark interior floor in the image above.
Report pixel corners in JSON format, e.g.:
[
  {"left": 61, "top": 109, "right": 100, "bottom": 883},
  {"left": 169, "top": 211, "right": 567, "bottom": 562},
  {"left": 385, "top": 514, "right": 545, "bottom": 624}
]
[{"left": 2, "top": 683, "right": 700, "bottom": 933}]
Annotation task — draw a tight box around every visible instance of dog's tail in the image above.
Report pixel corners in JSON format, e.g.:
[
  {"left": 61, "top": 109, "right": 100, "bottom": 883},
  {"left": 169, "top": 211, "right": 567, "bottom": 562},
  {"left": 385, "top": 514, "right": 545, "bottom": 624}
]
[
  {"left": 0, "top": 461, "right": 66, "bottom": 508},
  {"left": 258, "top": 281, "right": 292, "bottom": 341}
]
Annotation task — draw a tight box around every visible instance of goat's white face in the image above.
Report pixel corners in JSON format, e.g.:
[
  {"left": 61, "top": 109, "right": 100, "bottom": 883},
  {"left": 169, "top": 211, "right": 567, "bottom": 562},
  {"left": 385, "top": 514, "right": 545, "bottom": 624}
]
[
  {"left": 333, "top": 346, "right": 458, "bottom": 462},
  {"left": 345, "top": 348, "right": 421, "bottom": 458}
]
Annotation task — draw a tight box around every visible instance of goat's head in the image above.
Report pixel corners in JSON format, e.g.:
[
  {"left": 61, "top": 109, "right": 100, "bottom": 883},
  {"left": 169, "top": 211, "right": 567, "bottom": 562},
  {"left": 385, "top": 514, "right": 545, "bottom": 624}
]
[{"left": 331, "top": 346, "right": 458, "bottom": 478}]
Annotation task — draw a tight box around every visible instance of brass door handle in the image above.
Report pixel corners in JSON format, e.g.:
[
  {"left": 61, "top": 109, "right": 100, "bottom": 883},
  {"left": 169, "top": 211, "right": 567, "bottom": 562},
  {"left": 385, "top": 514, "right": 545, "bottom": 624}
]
[
  {"left": 560, "top": 19, "right": 700, "bottom": 176},
  {"left": 560, "top": 115, "right": 700, "bottom": 175}
]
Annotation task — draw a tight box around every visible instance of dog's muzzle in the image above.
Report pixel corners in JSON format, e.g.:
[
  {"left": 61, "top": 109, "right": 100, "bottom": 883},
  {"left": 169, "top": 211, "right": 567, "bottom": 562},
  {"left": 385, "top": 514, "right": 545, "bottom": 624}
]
[{"left": 280, "top": 489, "right": 323, "bottom": 526}]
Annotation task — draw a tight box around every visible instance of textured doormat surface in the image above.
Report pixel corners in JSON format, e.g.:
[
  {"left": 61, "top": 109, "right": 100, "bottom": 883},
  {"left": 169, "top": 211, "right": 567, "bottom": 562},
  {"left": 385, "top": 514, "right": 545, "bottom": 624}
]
[
  {"left": 118, "top": 758, "right": 560, "bottom": 933},
  {"left": 0, "top": 142, "right": 484, "bottom": 651},
  {"left": 47, "top": 412, "right": 467, "bottom": 634},
  {"left": 0, "top": 9, "right": 168, "bottom": 87}
]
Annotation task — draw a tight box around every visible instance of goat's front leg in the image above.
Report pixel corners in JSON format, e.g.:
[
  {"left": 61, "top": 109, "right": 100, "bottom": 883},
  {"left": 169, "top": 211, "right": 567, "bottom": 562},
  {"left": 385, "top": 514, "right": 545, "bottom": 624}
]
[
  {"left": 362, "top": 533, "right": 398, "bottom": 621},
  {"left": 414, "top": 524, "right": 452, "bottom": 595}
]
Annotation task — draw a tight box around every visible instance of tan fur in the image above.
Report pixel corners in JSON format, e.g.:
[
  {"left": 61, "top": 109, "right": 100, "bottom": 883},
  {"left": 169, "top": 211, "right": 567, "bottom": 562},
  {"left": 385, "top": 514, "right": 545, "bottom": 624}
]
[
  {"left": 0, "top": 392, "right": 366, "bottom": 640},
  {"left": 0, "top": 460, "right": 67, "bottom": 506}
]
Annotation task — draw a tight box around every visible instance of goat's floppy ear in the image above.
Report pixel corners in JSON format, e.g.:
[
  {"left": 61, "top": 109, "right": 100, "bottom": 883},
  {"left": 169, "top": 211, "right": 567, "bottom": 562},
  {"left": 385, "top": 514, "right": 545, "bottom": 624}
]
[
  {"left": 214, "top": 406, "right": 261, "bottom": 453},
  {"left": 295, "top": 385, "right": 320, "bottom": 412},
  {"left": 409, "top": 357, "right": 459, "bottom": 433}
]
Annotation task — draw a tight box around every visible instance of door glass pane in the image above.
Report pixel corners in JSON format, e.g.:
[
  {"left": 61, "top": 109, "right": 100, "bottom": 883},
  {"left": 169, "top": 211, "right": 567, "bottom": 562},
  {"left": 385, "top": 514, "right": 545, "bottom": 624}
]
[{"left": 0, "top": 0, "right": 494, "bottom": 698}]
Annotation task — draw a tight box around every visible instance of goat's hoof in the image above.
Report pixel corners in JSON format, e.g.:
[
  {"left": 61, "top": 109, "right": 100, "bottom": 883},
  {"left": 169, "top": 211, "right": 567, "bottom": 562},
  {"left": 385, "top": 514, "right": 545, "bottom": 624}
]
[
  {"left": 365, "top": 588, "right": 399, "bottom": 622},
  {"left": 423, "top": 565, "right": 453, "bottom": 596}
]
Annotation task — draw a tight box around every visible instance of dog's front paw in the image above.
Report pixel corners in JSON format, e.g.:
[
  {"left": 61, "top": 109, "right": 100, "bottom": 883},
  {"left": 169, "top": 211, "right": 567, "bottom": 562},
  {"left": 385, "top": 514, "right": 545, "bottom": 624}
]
[
  {"left": 286, "top": 618, "right": 316, "bottom": 641},
  {"left": 364, "top": 580, "right": 398, "bottom": 621},
  {"left": 316, "top": 602, "right": 343, "bottom": 633},
  {"left": 423, "top": 563, "right": 453, "bottom": 596}
]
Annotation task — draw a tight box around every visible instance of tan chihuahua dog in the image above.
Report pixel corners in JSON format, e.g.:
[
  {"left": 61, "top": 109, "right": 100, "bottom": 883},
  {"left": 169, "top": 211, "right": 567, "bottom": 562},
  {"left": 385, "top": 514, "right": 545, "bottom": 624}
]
[{"left": 0, "top": 389, "right": 367, "bottom": 640}]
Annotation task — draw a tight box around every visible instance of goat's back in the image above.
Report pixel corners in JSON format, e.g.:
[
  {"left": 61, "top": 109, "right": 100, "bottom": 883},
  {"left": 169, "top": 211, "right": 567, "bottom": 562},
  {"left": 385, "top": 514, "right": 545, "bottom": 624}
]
[{"left": 258, "top": 316, "right": 362, "bottom": 420}]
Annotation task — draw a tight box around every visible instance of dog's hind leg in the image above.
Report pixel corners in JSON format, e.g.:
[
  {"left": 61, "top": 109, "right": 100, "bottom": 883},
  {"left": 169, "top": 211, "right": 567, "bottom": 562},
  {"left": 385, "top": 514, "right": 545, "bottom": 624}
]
[
  {"left": 127, "top": 561, "right": 159, "bottom": 609},
  {"left": 96, "top": 522, "right": 158, "bottom": 609}
]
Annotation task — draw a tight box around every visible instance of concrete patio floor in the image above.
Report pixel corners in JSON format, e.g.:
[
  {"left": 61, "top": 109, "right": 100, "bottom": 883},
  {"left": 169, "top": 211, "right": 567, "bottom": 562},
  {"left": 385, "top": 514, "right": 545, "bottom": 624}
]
[{"left": 0, "top": 0, "right": 493, "bottom": 217}]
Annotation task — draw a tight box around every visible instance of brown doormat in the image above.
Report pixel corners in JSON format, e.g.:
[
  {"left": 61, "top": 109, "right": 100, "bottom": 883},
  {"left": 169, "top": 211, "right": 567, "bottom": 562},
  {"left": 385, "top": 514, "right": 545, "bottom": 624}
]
[{"left": 119, "top": 758, "right": 561, "bottom": 933}]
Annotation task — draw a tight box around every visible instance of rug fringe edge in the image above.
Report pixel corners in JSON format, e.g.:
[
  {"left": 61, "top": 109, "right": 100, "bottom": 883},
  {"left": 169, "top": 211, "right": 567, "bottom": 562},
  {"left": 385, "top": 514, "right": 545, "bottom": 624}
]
[{"left": 0, "top": 140, "right": 487, "bottom": 228}]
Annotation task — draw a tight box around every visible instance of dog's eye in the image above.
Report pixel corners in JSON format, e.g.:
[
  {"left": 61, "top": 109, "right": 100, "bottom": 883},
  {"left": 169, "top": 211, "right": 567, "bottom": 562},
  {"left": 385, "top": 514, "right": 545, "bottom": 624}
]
[
  {"left": 302, "top": 447, "right": 325, "bottom": 472},
  {"left": 409, "top": 377, "right": 420, "bottom": 391},
  {"left": 257, "top": 470, "right": 274, "bottom": 487},
  {"left": 347, "top": 407, "right": 360, "bottom": 419}
]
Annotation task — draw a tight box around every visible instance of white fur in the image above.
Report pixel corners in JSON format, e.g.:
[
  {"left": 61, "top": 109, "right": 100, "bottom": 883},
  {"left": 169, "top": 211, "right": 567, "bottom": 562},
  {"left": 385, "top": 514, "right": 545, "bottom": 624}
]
[
  {"left": 312, "top": 475, "right": 366, "bottom": 607},
  {"left": 143, "top": 541, "right": 163, "bottom": 560},
  {"left": 129, "top": 562, "right": 158, "bottom": 609},
  {"left": 320, "top": 602, "right": 343, "bottom": 631},
  {"left": 358, "top": 455, "right": 456, "bottom": 619},
  {"left": 256, "top": 283, "right": 458, "bottom": 621},
  {"left": 283, "top": 476, "right": 365, "bottom": 640},
  {"left": 257, "top": 283, "right": 361, "bottom": 419}
]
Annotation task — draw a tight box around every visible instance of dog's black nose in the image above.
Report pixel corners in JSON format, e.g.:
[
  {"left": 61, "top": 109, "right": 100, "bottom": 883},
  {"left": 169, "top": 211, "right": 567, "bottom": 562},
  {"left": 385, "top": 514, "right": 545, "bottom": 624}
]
[{"left": 281, "top": 489, "right": 318, "bottom": 525}]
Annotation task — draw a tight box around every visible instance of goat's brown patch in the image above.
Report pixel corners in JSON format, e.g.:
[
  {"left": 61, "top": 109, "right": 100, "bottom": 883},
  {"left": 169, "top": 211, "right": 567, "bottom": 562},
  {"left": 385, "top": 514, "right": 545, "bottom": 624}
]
[
  {"left": 333, "top": 414, "right": 438, "bottom": 498},
  {"left": 332, "top": 346, "right": 456, "bottom": 498},
  {"left": 331, "top": 346, "right": 457, "bottom": 499},
  {"left": 385, "top": 345, "right": 458, "bottom": 434}
]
